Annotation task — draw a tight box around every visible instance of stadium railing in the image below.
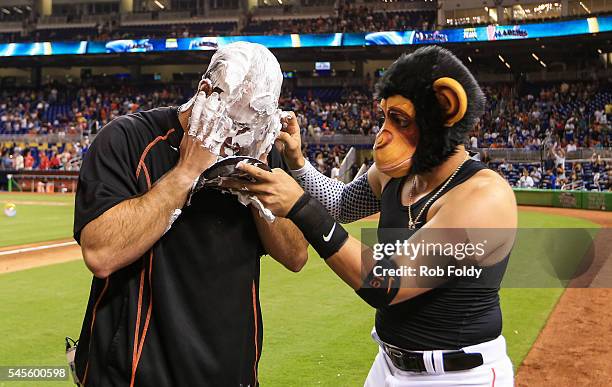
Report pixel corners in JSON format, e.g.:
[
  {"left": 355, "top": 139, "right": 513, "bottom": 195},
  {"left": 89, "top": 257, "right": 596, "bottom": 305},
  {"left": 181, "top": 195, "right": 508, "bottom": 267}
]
[{"left": 2, "top": 170, "right": 78, "bottom": 193}]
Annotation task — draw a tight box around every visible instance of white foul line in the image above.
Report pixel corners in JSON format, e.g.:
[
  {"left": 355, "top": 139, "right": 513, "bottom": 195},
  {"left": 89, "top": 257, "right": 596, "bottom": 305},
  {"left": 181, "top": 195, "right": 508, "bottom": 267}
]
[{"left": 0, "top": 241, "right": 78, "bottom": 256}]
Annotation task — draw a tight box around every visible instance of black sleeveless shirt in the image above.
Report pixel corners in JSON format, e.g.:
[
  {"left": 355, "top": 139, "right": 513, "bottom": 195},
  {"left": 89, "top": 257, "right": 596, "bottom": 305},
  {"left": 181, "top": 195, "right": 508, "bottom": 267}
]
[{"left": 376, "top": 159, "right": 509, "bottom": 350}]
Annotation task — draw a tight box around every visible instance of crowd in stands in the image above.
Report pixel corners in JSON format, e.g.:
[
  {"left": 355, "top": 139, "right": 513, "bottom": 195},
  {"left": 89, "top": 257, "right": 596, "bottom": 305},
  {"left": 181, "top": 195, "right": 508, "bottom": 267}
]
[
  {"left": 488, "top": 152, "right": 611, "bottom": 191},
  {"left": 279, "top": 89, "right": 378, "bottom": 138},
  {"left": 1, "top": 80, "right": 610, "bottom": 190},
  {"left": 0, "top": 85, "right": 187, "bottom": 136},
  {"left": 281, "top": 82, "right": 611, "bottom": 152},
  {"left": 242, "top": 7, "right": 435, "bottom": 35},
  {"left": 2, "top": 81, "right": 610, "bottom": 148},
  {"left": 0, "top": 5, "right": 435, "bottom": 43},
  {"left": 3, "top": 3, "right": 611, "bottom": 44},
  {"left": 472, "top": 82, "right": 611, "bottom": 150},
  {"left": 0, "top": 140, "right": 86, "bottom": 171}
]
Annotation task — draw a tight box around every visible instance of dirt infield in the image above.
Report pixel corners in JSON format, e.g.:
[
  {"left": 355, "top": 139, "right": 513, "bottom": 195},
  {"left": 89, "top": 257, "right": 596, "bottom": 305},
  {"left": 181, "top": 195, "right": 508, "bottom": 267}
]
[
  {"left": 0, "top": 239, "right": 82, "bottom": 274},
  {"left": 518, "top": 205, "right": 612, "bottom": 227},
  {"left": 0, "top": 200, "right": 71, "bottom": 206},
  {"left": 516, "top": 206, "right": 612, "bottom": 387}
]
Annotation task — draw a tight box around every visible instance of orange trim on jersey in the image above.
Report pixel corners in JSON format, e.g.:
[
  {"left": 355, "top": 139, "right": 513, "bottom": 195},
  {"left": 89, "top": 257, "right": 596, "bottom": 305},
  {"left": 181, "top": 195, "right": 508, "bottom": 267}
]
[
  {"left": 135, "top": 128, "right": 175, "bottom": 180},
  {"left": 130, "top": 263, "right": 146, "bottom": 386},
  {"left": 81, "top": 277, "right": 109, "bottom": 385},
  {"left": 129, "top": 128, "right": 174, "bottom": 387},
  {"left": 132, "top": 250, "right": 153, "bottom": 385},
  {"left": 252, "top": 280, "right": 259, "bottom": 385}
]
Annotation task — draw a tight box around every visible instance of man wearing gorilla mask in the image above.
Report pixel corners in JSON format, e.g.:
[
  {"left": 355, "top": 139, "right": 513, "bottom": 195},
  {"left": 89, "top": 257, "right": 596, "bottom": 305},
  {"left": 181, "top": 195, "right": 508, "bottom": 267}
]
[
  {"left": 223, "top": 46, "right": 517, "bottom": 386},
  {"left": 72, "top": 42, "right": 307, "bottom": 386}
]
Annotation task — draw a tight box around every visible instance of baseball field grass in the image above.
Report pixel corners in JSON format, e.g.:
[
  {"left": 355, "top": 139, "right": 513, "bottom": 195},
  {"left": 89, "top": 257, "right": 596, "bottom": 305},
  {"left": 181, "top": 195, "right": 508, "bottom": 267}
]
[
  {"left": 0, "top": 193, "right": 74, "bottom": 247},
  {"left": 0, "top": 194, "right": 599, "bottom": 386}
]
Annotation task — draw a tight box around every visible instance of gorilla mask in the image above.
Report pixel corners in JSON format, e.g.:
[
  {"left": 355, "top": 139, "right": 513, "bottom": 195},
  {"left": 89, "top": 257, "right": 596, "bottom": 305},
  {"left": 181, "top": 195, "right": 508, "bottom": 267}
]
[{"left": 373, "top": 45, "right": 485, "bottom": 177}]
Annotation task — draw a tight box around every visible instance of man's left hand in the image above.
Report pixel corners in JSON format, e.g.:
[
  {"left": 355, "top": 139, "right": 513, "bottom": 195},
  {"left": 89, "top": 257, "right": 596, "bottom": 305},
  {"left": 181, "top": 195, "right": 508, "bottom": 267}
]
[{"left": 220, "top": 163, "right": 304, "bottom": 217}]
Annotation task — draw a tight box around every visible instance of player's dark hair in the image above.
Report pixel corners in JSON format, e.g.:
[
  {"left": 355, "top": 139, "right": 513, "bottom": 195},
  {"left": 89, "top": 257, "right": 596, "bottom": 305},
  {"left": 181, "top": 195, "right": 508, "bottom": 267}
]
[{"left": 375, "top": 45, "right": 485, "bottom": 173}]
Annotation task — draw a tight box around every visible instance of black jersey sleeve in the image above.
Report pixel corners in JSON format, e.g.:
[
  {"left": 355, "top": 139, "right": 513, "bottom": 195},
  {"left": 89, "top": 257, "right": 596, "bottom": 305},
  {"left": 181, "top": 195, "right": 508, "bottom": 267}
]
[{"left": 73, "top": 120, "right": 140, "bottom": 244}]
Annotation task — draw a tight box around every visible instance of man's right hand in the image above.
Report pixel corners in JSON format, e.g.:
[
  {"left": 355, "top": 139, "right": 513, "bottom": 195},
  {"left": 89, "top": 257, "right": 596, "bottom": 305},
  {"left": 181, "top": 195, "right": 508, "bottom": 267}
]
[
  {"left": 175, "top": 79, "right": 219, "bottom": 183},
  {"left": 276, "top": 112, "right": 305, "bottom": 170},
  {"left": 175, "top": 133, "right": 217, "bottom": 183}
]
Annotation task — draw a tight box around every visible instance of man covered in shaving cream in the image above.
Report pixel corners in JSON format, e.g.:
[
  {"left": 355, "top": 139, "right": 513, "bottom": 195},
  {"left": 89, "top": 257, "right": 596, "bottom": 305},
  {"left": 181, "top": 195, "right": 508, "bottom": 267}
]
[
  {"left": 223, "top": 46, "right": 517, "bottom": 386},
  {"left": 72, "top": 42, "right": 307, "bottom": 386}
]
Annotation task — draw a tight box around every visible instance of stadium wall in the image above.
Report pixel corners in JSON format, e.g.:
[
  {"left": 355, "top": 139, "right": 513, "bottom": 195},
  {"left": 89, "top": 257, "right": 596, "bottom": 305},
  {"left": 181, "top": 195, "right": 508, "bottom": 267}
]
[{"left": 514, "top": 189, "right": 612, "bottom": 211}]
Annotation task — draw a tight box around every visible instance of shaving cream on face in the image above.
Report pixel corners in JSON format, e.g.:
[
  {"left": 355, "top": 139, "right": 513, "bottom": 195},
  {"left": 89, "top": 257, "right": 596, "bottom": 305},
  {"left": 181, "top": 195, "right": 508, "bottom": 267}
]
[
  {"left": 182, "top": 42, "right": 285, "bottom": 222},
  {"left": 203, "top": 42, "right": 284, "bottom": 158}
]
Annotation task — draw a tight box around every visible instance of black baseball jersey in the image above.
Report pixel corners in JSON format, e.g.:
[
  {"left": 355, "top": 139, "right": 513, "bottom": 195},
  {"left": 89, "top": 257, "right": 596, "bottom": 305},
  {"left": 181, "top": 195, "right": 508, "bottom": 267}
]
[
  {"left": 377, "top": 159, "right": 510, "bottom": 350},
  {"left": 73, "top": 106, "right": 288, "bottom": 386}
]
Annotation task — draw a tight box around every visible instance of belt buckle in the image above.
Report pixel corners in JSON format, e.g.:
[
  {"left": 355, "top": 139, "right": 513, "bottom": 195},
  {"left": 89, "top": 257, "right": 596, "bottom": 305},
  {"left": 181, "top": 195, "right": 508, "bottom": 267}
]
[{"left": 385, "top": 346, "right": 423, "bottom": 373}]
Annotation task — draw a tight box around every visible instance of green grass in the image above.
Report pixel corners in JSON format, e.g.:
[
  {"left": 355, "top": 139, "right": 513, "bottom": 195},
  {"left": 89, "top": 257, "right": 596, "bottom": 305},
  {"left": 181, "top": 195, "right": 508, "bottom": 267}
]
[
  {"left": 0, "top": 260, "right": 91, "bottom": 387},
  {"left": 0, "top": 199, "right": 600, "bottom": 386},
  {"left": 0, "top": 194, "right": 74, "bottom": 247}
]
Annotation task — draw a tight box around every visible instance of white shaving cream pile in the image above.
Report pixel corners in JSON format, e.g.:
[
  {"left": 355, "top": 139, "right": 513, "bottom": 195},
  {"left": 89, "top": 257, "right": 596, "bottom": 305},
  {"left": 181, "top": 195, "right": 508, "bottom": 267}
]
[
  {"left": 181, "top": 41, "right": 285, "bottom": 159},
  {"left": 179, "top": 42, "right": 286, "bottom": 222}
]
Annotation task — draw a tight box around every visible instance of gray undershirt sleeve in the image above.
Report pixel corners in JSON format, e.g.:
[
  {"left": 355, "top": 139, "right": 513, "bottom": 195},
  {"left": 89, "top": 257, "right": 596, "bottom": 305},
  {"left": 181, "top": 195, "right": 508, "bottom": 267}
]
[{"left": 291, "top": 162, "right": 380, "bottom": 223}]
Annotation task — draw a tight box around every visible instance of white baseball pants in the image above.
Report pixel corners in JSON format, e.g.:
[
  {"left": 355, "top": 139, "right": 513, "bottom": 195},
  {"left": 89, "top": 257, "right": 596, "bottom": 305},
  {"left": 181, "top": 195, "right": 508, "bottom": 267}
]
[{"left": 364, "top": 331, "right": 514, "bottom": 387}]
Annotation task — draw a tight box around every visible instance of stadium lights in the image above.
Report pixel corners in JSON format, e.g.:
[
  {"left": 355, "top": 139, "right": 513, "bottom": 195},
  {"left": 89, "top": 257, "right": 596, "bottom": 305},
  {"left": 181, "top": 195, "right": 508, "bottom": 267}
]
[
  {"left": 278, "top": 0, "right": 283, "bottom": 4},
  {"left": 505, "top": 62, "right": 511, "bottom": 69},
  {"left": 539, "top": 60, "right": 547, "bottom": 68},
  {"left": 154, "top": 0, "right": 165, "bottom": 9},
  {"left": 579, "top": 1, "right": 591, "bottom": 13},
  {"left": 25, "top": 5, "right": 31, "bottom": 11},
  {"left": 13, "top": 7, "right": 23, "bottom": 14},
  {"left": 531, "top": 53, "right": 539, "bottom": 60},
  {"left": 597, "top": 48, "right": 603, "bottom": 54},
  {"left": 468, "top": 56, "right": 472, "bottom": 63},
  {"left": 1, "top": 8, "right": 10, "bottom": 14},
  {"left": 498, "top": 54, "right": 506, "bottom": 63}
]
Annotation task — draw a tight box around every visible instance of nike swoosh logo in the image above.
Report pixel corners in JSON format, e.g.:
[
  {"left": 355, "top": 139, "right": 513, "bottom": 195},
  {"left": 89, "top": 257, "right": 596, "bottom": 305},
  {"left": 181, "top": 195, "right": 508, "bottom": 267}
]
[{"left": 323, "top": 223, "right": 336, "bottom": 242}]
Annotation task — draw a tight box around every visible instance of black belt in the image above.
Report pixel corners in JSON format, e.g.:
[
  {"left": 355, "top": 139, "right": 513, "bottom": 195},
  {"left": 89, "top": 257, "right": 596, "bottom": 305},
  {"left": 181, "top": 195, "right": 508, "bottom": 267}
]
[{"left": 382, "top": 343, "right": 484, "bottom": 373}]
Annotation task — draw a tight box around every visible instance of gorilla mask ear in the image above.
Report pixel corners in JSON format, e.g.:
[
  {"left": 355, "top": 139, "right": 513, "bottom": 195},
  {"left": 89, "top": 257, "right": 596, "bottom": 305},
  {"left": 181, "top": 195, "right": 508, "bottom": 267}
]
[{"left": 433, "top": 77, "right": 467, "bottom": 127}]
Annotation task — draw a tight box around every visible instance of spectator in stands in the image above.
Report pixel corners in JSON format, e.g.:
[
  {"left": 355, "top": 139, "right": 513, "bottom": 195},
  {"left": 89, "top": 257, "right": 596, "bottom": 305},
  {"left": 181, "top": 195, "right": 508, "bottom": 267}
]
[
  {"left": 39, "top": 152, "right": 49, "bottom": 170},
  {"left": 556, "top": 163, "right": 566, "bottom": 180},
  {"left": 314, "top": 152, "right": 327, "bottom": 175},
  {"left": 530, "top": 168, "right": 542, "bottom": 187},
  {"left": 518, "top": 169, "right": 534, "bottom": 188},
  {"left": 593, "top": 172, "right": 602, "bottom": 191},
  {"left": 330, "top": 162, "right": 340, "bottom": 180},
  {"left": 469, "top": 133, "right": 478, "bottom": 149},
  {"left": 569, "top": 172, "right": 584, "bottom": 190},
  {"left": 543, "top": 169, "right": 557, "bottom": 189},
  {"left": 24, "top": 150, "right": 34, "bottom": 170},
  {"left": 1, "top": 150, "right": 12, "bottom": 170},
  {"left": 13, "top": 150, "right": 24, "bottom": 170},
  {"left": 49, "top": 152, "right": 61, "bottom": 169},
  {"left": 552, "top": 146, "right": 566, "bottom": 169}
]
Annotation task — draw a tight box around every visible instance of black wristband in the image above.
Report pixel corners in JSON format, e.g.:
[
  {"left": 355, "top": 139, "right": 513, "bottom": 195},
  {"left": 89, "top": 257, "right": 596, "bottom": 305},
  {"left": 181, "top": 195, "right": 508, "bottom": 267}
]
[
  {"left": 287, "top": 192, "right": 349, "bottom": 259},
  {"left": 355, "top": 258, "right": 400, "bottom": 308}
]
